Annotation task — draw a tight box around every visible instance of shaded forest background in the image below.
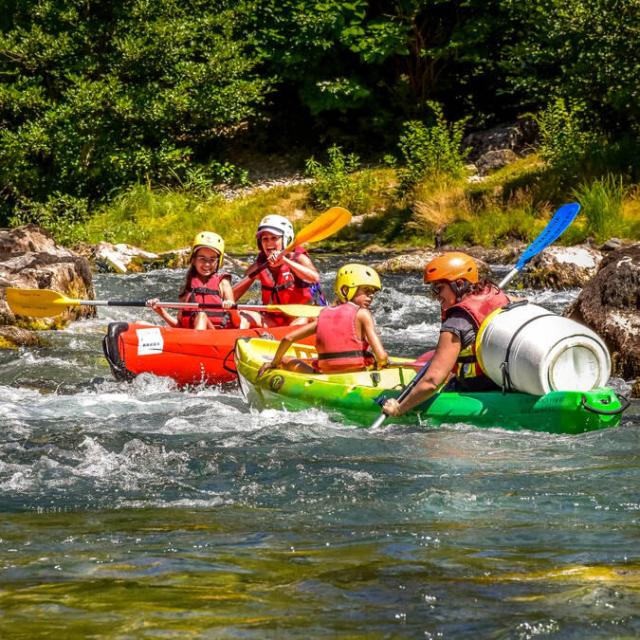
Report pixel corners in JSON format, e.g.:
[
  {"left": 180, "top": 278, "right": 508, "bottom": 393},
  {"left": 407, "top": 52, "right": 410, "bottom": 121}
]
[{"left": 1, "top": 0, "right": 639, "bottom": 248}]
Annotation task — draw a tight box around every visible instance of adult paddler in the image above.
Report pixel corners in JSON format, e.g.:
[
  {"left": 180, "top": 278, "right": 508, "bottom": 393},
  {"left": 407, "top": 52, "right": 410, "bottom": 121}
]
[
  {"left": 382, "top": 252, "right": 510, "bottom": 418},
  {"left": 233, "top": 214, "right": 324, "bottom": 327}
]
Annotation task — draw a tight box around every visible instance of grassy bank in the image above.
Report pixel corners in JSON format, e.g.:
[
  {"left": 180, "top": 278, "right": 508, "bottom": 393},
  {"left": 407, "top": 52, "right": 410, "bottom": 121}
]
[{"left": 26, "top": 153, "right": 640, "bottom": 253}]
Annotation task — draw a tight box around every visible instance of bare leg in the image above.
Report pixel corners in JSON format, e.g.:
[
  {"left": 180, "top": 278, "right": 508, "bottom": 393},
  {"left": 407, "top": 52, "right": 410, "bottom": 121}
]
[
  {"left": 281, "top": 358, "right": 316, "bottom": 374},
  {"left": 236, "top": 310, "right": 264, "bottom": 328},
  {"left": 193, "top": 312, "right": 211, "bottom": 330}
]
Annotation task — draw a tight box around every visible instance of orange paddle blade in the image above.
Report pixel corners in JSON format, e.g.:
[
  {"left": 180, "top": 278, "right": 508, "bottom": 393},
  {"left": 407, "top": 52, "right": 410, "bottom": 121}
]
[{"left": 287, "top": 206, "right": 351, "bottom": 250}]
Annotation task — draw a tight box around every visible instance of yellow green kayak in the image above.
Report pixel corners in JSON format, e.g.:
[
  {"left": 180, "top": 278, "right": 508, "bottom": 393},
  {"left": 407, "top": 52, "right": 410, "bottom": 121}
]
[{"left": 235, "top": 338, "right": 629, "bottom": 434}]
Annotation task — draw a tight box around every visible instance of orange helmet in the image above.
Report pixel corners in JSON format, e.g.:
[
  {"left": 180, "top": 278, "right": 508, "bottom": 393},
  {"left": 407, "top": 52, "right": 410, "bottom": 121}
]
[{"left": 423, "top": 252, "right": 478, "bottom": 284}]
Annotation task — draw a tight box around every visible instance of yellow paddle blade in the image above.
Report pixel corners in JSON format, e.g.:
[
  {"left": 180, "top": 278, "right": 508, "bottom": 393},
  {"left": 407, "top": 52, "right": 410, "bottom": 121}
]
[
  {"left": 5, "top": 287, "right": 77, "bottom": 318},
  {"left": 264, "top": 304, "right": 322, "bottom": 318},
  {"left": 287, "top": 206, "right": 351, "bottom": 250}
]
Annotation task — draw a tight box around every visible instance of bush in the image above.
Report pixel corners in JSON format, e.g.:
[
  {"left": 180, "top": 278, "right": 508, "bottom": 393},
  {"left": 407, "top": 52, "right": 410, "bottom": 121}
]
[
  {"left": 9, "top": 193, "right": 90, "bottom": 246},
  {"left": 305, "top": 145, "right": 380, "bottom": 215},
  {"left": 536, "top": 97, "right": 595, "bottom": 178},
  {"left": 397, "top": 102, "right": 469, "bottom": 194},
  {"left": 573, "top": 174, "right": 626, "bottom": 242}
]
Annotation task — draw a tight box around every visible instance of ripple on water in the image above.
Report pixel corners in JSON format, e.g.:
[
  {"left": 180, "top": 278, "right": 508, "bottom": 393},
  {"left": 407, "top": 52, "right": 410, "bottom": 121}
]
[{"left": 0, "top": 269, "right": 638, "bottom": 637}]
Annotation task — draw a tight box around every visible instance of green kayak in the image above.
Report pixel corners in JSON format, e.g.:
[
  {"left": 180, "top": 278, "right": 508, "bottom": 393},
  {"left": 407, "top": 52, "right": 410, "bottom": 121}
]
[{"left": 235, "top": 338, "right": 629, "bottom": 434}]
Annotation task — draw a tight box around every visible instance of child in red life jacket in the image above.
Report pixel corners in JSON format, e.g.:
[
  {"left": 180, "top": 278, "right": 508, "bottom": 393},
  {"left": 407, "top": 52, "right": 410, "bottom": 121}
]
[
  {"left": 258, "top": 264, "right": 389, "bottom": 377},
  {"left": 232, "top": 214, "right": 323, "bottom": 327},
  {"left": 147, "top": 232, "right": 244, "bottom": 330},
  {"left": 382, "top": 252, "right": 511, "bottom": 418}
]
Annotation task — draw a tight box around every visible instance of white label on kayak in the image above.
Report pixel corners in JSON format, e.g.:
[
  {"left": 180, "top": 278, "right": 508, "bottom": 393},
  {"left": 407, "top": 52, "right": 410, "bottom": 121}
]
[{"left": 136, "top": 327, "right": 164, "bottom": 356}]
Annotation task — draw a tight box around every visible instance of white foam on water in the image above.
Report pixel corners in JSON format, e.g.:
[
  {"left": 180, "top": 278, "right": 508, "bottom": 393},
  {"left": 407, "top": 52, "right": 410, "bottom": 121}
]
[
  {"left": 117, "top": 496, "right": 231, "bottom": 509},
  {"left": 380, "top": 321, "right": 441, "bottom": 344},
  {"left": 73, "top": 436, "right": 189, "bottom": 487}
]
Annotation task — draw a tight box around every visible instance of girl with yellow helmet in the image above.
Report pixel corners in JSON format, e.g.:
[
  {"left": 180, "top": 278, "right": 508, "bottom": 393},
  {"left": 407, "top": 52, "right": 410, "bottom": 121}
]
[
  {"left": 382, "top": 252, "right": 511, "bottom": 417},
  {"left": 147, "top": 231, "right": 245, "bottom": 330},
  {"left": 257, "top": 263, "right": 389, "bottom": 377},
  {"left": 233, "top": 214, "right": 323, "bottom": 328}
]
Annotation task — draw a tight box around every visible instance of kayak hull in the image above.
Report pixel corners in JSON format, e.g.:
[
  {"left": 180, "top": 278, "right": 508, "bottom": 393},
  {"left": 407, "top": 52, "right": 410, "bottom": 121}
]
[
  {"left": 235, "top": 338, "right": 627, "bottom": 434},
  {"left": 102, "top": 322, "right": 314, "bottom": 386}
]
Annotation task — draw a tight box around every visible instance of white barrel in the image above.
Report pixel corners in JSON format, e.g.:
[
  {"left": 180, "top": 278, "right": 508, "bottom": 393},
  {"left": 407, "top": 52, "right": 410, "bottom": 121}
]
[{"left": 477, "top": 302, "right": 611, "bottom": 396}]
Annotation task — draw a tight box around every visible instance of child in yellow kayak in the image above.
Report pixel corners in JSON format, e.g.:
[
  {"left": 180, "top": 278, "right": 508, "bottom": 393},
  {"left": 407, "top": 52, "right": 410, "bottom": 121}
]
[
  {"left": 258, "top": 263, "right": 389, "bottom": 376},
  {"left": 233, "top": 214, "right": 323, "bottom": 327},
  {"left": 147, "top": 231, "right": 245, "bottom": 330}
]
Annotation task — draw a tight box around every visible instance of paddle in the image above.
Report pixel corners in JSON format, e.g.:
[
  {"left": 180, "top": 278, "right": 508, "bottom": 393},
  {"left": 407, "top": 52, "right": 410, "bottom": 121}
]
[
  {"left": 370, "top": 201, "right": 581, "bottom": 429},
  {"left": 5, "top": 287, "right": 322, "bottom": 319}
]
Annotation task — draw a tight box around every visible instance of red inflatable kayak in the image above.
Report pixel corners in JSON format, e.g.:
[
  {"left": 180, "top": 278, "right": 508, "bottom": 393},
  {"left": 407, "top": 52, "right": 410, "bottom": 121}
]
[{"left": 102, "top": 322, "right": 314, "bottom": 386}]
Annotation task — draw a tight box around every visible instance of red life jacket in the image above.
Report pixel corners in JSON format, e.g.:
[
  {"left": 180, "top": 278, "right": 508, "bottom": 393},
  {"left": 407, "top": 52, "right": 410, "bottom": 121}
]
[
  {"left": 177, "top": 273, "right": 232, "bottom": 329},
  {"left": 444, "top": 284, "right": 510, "bottom": 388},
  {"left": 315, "top": 303, "right": 374, "bottom": 373},
  {"left": 257, "top": 247, "right": 315, "bottom": 306}
]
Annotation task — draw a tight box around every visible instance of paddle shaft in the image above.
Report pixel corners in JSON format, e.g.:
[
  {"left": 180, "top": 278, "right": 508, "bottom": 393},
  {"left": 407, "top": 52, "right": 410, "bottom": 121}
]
[
  {"left": 371, "top": 364, "right": 430, "bottom": 429},
  {"left": 371, "top": 202, "right": 581, "bottom": 428},
  {"left": 56, "top": 299, "right": 229, "bottom": 309},
  {"left": 91, "top": 300, "right": 317, "bottom": 315}
]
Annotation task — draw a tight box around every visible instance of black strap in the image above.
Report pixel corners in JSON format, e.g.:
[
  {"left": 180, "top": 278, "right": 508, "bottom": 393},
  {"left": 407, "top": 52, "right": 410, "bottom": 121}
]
[
  {"left": 191, "top": 286, "right": 221, "bottom": 296},
  {"left": 180, "top": 309, "right": 231, "bottom": 327},
  {"left": 500, "top": 311, "right": 556, "bottom": 394},
  {"left": 318, "top": 349, "right": 374, "bottom": 361}
]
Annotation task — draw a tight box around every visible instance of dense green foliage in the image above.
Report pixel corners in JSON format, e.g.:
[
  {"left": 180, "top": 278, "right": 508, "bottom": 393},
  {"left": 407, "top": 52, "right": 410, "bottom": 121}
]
[
  {"left": 1, "top": 0, "right": 639, "bottom": 237},
  {"left": 0, "top": 0, "right": 264, "bottom": 213}
]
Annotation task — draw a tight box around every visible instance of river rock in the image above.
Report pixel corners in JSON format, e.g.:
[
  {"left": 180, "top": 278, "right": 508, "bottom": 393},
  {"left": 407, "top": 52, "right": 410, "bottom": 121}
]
[
  {"left": 463, "top": 117, "right": 538, "bottom": 162},
  {"left": 565, "top": 244, "right": 640, "bottom": 392},
  {"left": 476, "top": 149, "right": 519, "bottom": 175},
  {"left": 372, "top": 250, "right": 439, "bottom": 273},
  {"left": 372, "top": 249, "right": 492, "bottom": 277},
  {"left": 0, "top": 224, "right": 95, "bottom": 331},
  {"left": 93, "top": 242, "right": 160, "bottom": 273},
  {"left": 0, "top": 325, "right": 43, "bottom": 349},
  {"left": 521, "top": 245, "right": 602, "bottom": 289}
]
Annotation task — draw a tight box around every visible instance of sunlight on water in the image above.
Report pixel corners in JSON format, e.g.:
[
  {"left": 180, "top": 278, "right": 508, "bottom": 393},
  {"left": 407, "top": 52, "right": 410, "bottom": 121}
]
[{"left": 0, "top": 265, "right": 638, "bottom": 637}]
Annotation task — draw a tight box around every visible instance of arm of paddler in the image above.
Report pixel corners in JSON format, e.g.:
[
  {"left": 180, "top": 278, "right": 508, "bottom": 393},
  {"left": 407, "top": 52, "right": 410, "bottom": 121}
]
[
  {"left": 358, "top": 309, "right": 389, "bottom": 369},
  {"left": 278, "top": 251, "right": 320, "bottom": 284},
  {"left": 146, "top": 296, "right": 183, "bottom": 328},
  {"left": 218, "top": 278, "right": 242, "bottom": 327},
  {"left": 232, "top": 274, "right": 256, "bottom": 300},
  {"left": 257, "top": 320, "right": 319, "bottom": 378},
  {"left": 382, "top": 331, "right": 460, "bottom": 416}
]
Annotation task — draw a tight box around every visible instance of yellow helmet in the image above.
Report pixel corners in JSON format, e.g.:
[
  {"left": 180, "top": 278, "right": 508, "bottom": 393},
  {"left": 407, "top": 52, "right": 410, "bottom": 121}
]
[
  {"left": 334, "top": 263, "right": 382, "bottom": 302},
  {"left": 190, "top": 231, "right": 225, "bottom": 269}
]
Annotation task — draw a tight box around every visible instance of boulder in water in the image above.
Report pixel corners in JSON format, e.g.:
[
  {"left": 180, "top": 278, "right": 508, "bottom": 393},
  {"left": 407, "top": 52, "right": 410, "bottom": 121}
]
[
  {"left": 522, "top": 245, "right": 602, "bottom": 289},
  {"left": 565, "top": 244, "right": 640, "bottom": 395},
  {"left": 0, "top": 224, "right": 95, "bottom": 332},
  {"left": 93, "top": 241, "right": 160, "bottom": 273}
]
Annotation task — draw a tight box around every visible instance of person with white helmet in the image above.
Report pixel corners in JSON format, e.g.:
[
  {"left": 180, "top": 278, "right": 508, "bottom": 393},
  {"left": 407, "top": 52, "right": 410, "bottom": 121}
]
[
  {"left": 257, "top": 263, "right": 389, "bottom": 376},
  {"left": 147, "top": 231, "right": 245, "bottom": 330},
  {"left": 233, "top": 214, "right": 322, "bottom": 327}
]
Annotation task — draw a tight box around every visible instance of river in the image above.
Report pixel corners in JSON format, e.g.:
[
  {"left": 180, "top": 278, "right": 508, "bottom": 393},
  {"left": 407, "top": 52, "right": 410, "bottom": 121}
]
[{"left": 0, "top": 258, "right": 639, "bottom": 638}]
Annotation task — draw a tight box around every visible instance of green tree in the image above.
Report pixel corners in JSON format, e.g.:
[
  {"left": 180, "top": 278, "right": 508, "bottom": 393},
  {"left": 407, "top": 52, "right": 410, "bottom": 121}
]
[{"left": 0, "top": 0, "right": 267, "bottom": 218}]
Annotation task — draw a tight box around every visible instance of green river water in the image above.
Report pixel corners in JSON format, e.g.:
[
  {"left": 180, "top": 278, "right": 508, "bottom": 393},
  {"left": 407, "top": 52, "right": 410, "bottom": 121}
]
[{"left": 0, "top": 263, "right": 638, "bottom": 638}]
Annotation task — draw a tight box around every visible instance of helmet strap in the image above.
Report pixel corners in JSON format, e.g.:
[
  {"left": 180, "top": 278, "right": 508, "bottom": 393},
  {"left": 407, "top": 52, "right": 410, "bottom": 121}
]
[
  {"left": 339, "top": 285, "right": 353, "bottom": 302},
  {"left": 449, "top": 279, "right": 471, "bottom": 302}
]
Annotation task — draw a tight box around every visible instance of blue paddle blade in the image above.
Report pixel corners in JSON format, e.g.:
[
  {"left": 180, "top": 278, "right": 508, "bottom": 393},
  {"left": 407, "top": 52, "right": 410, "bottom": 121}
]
[{"left": 515, "top": 202, "right": 581, "bottom": 271}]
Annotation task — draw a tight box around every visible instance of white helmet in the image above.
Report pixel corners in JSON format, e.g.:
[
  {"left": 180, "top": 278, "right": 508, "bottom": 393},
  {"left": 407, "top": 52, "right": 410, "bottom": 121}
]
[{"left": 256, "top": 214, "right": 294, "bottom": 249}]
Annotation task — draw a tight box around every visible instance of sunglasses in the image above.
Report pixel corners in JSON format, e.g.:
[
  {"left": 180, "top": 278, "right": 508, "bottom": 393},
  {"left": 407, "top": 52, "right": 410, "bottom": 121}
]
[{"left": 430, "top": 282, "right": 449, "bottom": 297}]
